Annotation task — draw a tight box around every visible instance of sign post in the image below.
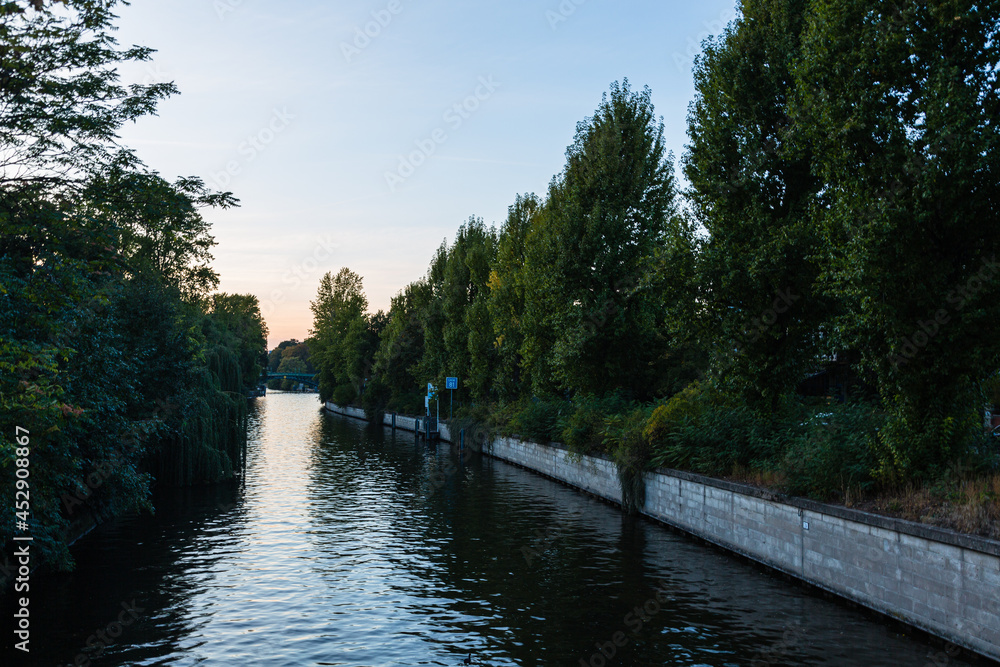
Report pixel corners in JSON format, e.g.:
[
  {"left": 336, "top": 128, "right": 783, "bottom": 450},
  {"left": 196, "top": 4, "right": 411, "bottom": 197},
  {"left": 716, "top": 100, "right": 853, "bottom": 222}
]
[{"left": 446, "top": 377, "right": 458, "bottom": 420}]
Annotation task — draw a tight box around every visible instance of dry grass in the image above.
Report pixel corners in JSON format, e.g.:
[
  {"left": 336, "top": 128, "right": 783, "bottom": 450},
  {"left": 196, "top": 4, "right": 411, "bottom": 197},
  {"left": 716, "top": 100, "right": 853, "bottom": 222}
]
[
  {"left": 721, "top": 467, "right": 1000, "bottom": 541},
  {"left": 848, "top": 474, "right": 1000, "bottom": 541},
  {"left": 726, "top": 465, "right": 787, "bottom": 491}
]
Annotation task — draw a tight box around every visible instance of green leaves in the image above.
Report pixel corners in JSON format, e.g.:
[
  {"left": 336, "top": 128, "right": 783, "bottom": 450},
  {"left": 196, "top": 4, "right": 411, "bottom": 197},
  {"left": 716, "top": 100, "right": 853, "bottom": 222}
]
[
  {"left": 82, "top": 168, "right": 230, "bottom": 301},
  {"left": 790, "top": 0, "right": 1000, "bottom": 476},
  {"left": 308, "top": 267, "right": 371, "bottom": 402},
  {"left": 682, "top": 0, "right": 1000, "bottom": 479},
  {"left": 0, "top": 0, "right": 177, "bottom": 189},
  {"left": 684, "top": 0, "right": 828, "bottom": 410},
  {"left": 521, "top": 80, "right": 692, "bottom": 400},
  {"left": 0, "top": 0, "right": 260, "bottom": 571}
]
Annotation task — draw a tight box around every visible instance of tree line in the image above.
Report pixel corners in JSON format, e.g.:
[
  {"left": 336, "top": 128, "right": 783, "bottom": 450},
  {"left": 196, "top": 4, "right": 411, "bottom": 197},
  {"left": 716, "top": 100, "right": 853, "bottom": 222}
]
[
  {"left": 309, "top": 0, "right": 1000, "bottom": 505},
  {"left": 266, "top": 339, "right": 316, "bottom": 390},
  {"left": 0, "top": 1, "right": 267, "bottom": 570}
]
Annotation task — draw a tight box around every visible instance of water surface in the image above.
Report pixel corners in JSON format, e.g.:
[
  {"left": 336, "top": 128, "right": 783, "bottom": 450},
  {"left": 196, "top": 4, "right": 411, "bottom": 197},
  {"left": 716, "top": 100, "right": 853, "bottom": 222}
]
[{"left": 5, "top": 392, "right": 972, "bottom": 666}]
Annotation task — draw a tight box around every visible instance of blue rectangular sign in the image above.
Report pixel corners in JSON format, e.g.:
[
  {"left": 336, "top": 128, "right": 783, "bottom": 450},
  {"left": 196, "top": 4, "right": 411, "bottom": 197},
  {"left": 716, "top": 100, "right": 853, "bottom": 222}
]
[{"left": 446, "top": 377, "right": 458, "bottom": 390}]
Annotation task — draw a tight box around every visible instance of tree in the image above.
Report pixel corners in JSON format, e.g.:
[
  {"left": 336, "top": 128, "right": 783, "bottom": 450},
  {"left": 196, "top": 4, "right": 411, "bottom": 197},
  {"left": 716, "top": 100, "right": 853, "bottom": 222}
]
[
  {"left": 81, "top": 167, "right": 237, "bottom": 301},
  {"left": 0, "top": 0, "right": 176, "bottom": 189},
  {"left": 792, "top": 0, "right": 1000, "bottom": 477},
  {"left": 488, "top": 194, "right": 540, "bottom": 401},
  {"left": 309, "top": 268, "right": 368, "bottom": 402},
  {"left": 683, "top": 0, "right": 829, "bottom": 410},
  {"left": 207, "top": 293, "right": 268, "bottom": 391},
  {"left": 371, "top": 280, "right": 433, "bottom": 413},
  {"left": 267, "top": 339, "right": 299, "bottom": 372},
  {"left": 284, "top": 342, "right": 315, "bottom": 372},
  {"left": 0, "top": 188, "right": 143, "bottom": 568},
  {"left": 441, "top": 217, "right": 497, "bottom": 402},
  {"left": 344, "top": 309, "right": 387, "bottom": 398},
  {"left": 522, "top": 80, "right": 684, "bottom": 399},
  {"left": 276, "top": 356, "right": 307, "bottom": 374},
  {"left": 415, "top": 241, "right": 448, "bottom": 388},
  {"left": 0, "top": 0, "right": 255, "bottom": 570}
]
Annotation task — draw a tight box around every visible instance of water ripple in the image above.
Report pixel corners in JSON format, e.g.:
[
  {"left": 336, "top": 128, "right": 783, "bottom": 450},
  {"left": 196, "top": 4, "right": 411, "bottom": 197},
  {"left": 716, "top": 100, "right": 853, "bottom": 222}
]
[{"left": 4, "top": 393, "right": 978, "bottom": 666}]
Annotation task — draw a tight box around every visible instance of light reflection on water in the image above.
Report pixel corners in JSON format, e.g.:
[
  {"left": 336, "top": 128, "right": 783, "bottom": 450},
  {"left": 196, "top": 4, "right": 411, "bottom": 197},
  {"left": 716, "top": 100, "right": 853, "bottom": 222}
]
[{"left": 6, "top": 392, "right": 973, "bottom": 666}]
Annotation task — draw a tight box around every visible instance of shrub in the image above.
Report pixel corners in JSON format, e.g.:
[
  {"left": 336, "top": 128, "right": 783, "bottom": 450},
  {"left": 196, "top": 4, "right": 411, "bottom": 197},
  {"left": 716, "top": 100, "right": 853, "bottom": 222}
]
[
  {"left": 645, "top": 382, "right": 762, "bottom": 474},
  {"left": 603, "top": 407, "right": 653, "bottom": 514},
  {"left": 643, "top": 381, "right": 709, "bottom": 444},
  {"left": 331, "top": 383, "right": 357, "bottom": 406},
  {"left": 781, "top": 402, "right": 882, "bottom": 500},
  {"left": 508, "top": 397, "right": 567, "bottom": 443},
  {"left": 561, "top": 393, "right": 633, "bottom": 454},
  {"left": 873, "top": 395, "right": 982, "bottom": 485}
]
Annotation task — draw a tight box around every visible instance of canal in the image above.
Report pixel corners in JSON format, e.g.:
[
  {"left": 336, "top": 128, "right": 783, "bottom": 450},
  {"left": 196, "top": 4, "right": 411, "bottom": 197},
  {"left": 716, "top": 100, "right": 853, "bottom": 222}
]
[{"left": 7, "top": 392, "right": 972, "bottom": 665}]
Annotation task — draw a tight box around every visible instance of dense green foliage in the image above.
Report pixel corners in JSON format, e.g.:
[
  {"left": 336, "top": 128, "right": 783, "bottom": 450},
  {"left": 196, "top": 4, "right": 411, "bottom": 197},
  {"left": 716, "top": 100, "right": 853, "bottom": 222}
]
[
  {"left": 0, "top": 0, "right": 266, "bottom": 570},
  {"left": 310, "top": 2, "right": 1000, "bottom": 506},
  {"left": 790, "top": 0, "right": 1000, "bottom": 480},
  {"left": 308, "top": 267, "right": 382, "bottom": 405},
  {"left": 521, "top": 81, "right": 696, "bottom": 399},
  {"left": 312, "top": 81, "right": 701, "bottom": 415},
  {"left": 266, "top": 339, "right": 316, "bottom": 389},
  {"left": 684, "top": 0, "right": 829, "bottom": 410}
]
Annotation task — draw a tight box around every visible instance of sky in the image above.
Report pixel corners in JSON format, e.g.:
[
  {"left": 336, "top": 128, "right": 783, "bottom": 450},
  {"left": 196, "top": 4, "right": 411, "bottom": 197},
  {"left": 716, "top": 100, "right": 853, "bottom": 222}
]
[{"left": 112, "top": 0, "right": 739, "bottom": 349}]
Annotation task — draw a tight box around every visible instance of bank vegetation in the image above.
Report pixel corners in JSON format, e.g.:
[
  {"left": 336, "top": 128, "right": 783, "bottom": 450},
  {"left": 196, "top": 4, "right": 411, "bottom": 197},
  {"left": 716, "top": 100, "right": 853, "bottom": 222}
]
[
  {"left": 0, "top": 1, "right": 267, "bottom": 571},
  {"left": 308, "top": 1, "right": 1000, "bottom": 537}
]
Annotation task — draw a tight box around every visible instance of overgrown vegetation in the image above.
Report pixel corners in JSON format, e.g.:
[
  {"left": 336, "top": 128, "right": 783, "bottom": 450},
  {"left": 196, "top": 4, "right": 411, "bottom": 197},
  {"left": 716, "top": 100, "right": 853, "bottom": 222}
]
[
  {"left": 0, "top": 1, "right": 266, "bottom": 571},
  {"left": 306, "top": 1, "right": 1000, "bottom": 528}
]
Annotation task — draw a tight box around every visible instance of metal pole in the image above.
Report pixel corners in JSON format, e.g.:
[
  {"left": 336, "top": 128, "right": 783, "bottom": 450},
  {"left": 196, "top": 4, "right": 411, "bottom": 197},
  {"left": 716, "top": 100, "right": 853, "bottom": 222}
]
[{"left": 450, "top": 388, "right": 453, "bottom": 421}]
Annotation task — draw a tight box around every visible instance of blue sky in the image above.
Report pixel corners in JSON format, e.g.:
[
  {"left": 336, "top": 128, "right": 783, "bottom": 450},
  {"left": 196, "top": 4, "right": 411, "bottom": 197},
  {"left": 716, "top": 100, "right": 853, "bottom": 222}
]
[{"left": 113, "top": 0, "right": 739, "bottom": 348}]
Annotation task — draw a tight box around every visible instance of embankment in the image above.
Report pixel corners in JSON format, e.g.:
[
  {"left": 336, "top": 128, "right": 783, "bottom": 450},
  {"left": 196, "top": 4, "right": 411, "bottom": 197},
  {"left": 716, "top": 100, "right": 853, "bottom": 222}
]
[{"left": 324, "top": 402, "right": 1000, "bottom": 662}]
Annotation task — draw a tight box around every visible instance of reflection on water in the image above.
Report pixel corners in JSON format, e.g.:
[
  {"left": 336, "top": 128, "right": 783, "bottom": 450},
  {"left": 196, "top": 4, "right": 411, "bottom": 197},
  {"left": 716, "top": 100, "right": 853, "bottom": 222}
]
[{"left": 3, "top": 393, "right": 973, "bottom": 666}]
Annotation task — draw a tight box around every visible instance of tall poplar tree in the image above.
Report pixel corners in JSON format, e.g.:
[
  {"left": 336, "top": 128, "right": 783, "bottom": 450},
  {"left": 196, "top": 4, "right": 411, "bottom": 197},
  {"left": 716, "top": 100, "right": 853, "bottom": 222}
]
[
  {"left": 683, "top": 0, "right": 829, "bottom": 410},
  {"left": 522, "top": 80, "right": 685, "bottom": 399},
  {"left": 792, "top": 0, "right": 1000, "bottom": 477},
  {"left": 309, "top": 268, "right": 369, "bottom": 403},
  {"left": 488, "top": 194, "right": 541, "bottom": 401}
]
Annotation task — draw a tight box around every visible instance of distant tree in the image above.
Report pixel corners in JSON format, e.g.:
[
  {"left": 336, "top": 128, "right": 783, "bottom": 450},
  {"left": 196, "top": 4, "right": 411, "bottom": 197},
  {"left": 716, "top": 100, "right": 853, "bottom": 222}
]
[
  {"left": 267, "top": 339, "right": 300, "bottom": 372},
  {"left": 309, "top": 268, "right": 368, "bottom": 402},
  {"left": 276, "top": 356, "right": 307, "bottom": 375},
  {"left": 284, "top": 342, "right": 314, "bottom": 372}
]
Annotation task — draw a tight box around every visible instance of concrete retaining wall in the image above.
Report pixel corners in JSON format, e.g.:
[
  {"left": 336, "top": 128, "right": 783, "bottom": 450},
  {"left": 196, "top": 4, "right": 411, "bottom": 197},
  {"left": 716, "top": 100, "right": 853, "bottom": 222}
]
[
  {"left": 488, "top": 436, "right": 621, "bottom": 504},
  {"left": 325, "top": 404, "right": 455, "bottom": 442},
  {"left": 323, "top": 403, "right": 1000, "bottom": 661},
  {"left": 324, "top": 403, "right": 367, "bottom": 421},
  {"left": 485, "top": 436, "right": 1000, "bottom": 662}
]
